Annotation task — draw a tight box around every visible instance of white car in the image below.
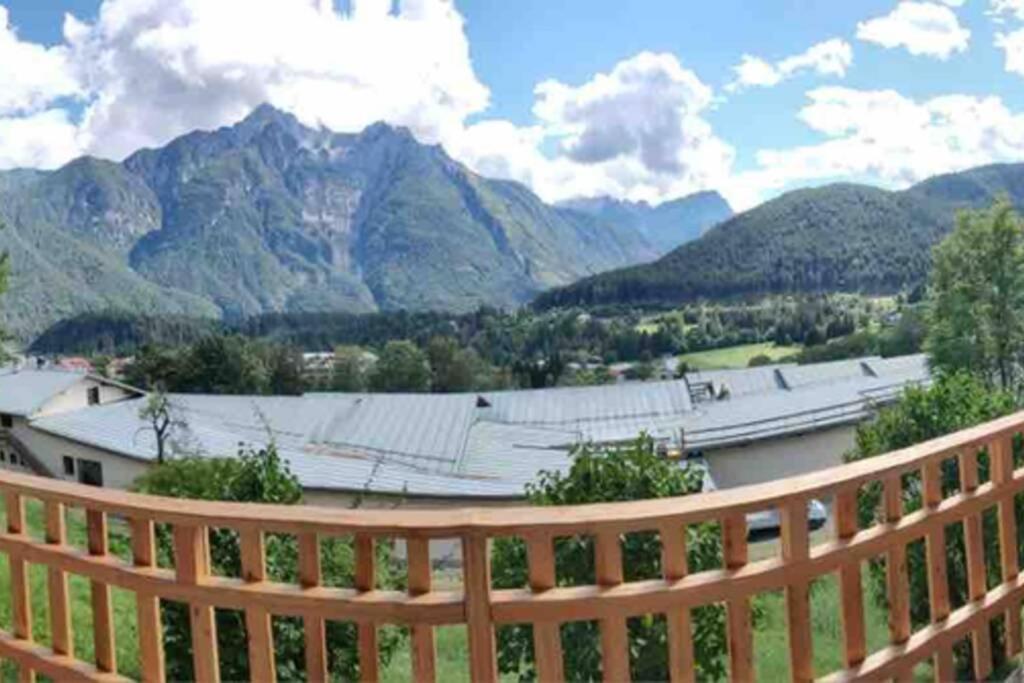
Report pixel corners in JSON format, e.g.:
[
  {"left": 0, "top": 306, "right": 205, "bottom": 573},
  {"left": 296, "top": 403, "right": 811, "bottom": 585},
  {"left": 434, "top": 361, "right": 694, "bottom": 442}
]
[{"left": 682, "top": 457, "right": 828, "bottom": 537}]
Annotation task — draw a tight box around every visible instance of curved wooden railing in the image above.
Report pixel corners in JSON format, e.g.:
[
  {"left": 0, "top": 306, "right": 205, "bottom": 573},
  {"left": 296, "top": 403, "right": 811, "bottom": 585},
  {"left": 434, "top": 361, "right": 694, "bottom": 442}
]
[{"left": 3, "top": 412, "right": 1024, "bottom": 681}]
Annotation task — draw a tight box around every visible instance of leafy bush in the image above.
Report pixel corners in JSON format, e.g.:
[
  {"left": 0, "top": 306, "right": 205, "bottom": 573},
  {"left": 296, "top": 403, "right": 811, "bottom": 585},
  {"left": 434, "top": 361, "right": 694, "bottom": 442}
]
[
  {"left": 491, "top": 436, "right": 727, "bottom": 680},
  {"left": 134, "top": 444, "right": 401, "bottom": 681},
  {"left": 846, "top": 372, "right": 1017, "bottom": 677}
]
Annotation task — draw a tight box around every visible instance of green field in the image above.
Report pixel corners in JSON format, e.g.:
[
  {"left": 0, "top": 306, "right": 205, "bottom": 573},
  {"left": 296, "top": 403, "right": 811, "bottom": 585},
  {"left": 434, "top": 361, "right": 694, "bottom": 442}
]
[
  {"left": 681, "top": 342, "right": 801, "bottom": 370},
  {"left": 0, "top": 499, "right": 939, "bottom": 681}
]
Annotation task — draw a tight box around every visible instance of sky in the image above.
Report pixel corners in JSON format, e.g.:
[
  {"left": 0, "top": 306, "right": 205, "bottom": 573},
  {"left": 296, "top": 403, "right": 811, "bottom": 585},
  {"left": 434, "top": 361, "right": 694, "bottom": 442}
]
[{"left": 2, "top": 0, "right": 1024, "bottom": 211}]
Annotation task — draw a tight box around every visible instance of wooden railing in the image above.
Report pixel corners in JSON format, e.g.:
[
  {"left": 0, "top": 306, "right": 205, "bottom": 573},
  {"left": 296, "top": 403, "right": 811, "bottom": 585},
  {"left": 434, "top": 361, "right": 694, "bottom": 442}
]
[{"left": 3, "top": 412, "right": 1024, "bottom": 681}]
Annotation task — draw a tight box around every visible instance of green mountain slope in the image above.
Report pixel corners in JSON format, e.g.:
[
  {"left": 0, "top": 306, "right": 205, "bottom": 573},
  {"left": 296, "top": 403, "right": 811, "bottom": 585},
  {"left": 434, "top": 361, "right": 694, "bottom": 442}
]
[
  {"left": 1, "top": 105, "right": 656, "bottom": 339},
  {"left": 535, "top": 166, "right": 1024, "bottom": 309}
]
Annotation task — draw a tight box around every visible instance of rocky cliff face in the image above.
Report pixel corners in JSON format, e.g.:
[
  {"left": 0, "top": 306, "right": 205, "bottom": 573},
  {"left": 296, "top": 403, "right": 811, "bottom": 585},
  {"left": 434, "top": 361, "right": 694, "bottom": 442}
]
[{"left": 0, "top": 105, "right": 657, "bottom": 339}]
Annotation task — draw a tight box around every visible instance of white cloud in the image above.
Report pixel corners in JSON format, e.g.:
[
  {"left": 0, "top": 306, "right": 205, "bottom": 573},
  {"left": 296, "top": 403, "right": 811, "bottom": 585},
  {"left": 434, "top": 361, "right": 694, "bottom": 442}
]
[
  {"left": 727, "top": 39, "right": 853, "bottom": 92},
  {"left": 0, "top": 109, "right": 82, "bottom": 169},
  {"left": 454, "top": 52, "right": 736, "bottom": 206},
  {"left": 991, "top": 0, "right": 1024, "bottom": 20},
  {"left": 857, "top": 2, "right": 970, "bottom": 59},
  {"left": 0, "top": 0, "right": 489, "bottom": 166},
  {"left": 741, "top": 87, "right": 1024, "bottom": 198}
]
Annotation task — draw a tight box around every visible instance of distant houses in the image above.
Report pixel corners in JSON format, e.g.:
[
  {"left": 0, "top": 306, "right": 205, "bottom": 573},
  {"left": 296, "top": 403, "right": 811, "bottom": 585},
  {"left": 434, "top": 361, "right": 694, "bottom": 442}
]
[{"left": 0, "top": 355, "right": 930, "bottom": 507}]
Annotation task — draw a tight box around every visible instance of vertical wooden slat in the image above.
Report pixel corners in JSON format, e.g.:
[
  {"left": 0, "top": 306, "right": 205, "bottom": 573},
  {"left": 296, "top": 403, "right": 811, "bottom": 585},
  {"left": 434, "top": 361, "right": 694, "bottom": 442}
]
[
  {"left": 240, "top": 528, "right": 276, "bottom": 683},
  {"left": 86, "top": 510, "right": 116, "bottom": 674},
  {"left": 992, "top": 436, "right": 1022, "bottom": 659},
  {"left": 781, "top": 501, "right": 813, "bottom": 683},
  {"left": 174, "top": 524, "right": 219, "bottom": 683},
  {"left": 298, "top": 533, "right": 327, "bottom": 683},
  {"left": 834, "top": 489, "right": 866, "bottom": 669},
  {"left": 463, "top": 534, "right": 497, "bottom": 683},
  {"left": 723, "top": 513, "right": 754, "bottom": 682},
  {"left": 595, "top": 530, "right": 630, "bottom": 683},
  {"left": 355, "top": 534, "right": 379, "bottom": 683},
  {"left": 6, "top": 492, "right": 34, "bottom": 683},
  {"left": 526, "top": 534, "right": 563, "bottom": 683},
  {"left": 959, "top": 449, "right": 993, "bottom": 679},
  {"left": 883, "top": 475, "right": 911, "bottom": 647},
  {"left": 131, "top": 518, "right": 165, "bottom": 683},
  {"left": 660, "top": 523, "right": 695, "bottom": 683},
  {"left": 407, "top": 537, "right": 437, "bottom": 683},
  {"left": 922, "top": 459, "right": 954, "bottom": 682},
  {"left": 44, "top": 502, "right": 72, "bottom": 658}
]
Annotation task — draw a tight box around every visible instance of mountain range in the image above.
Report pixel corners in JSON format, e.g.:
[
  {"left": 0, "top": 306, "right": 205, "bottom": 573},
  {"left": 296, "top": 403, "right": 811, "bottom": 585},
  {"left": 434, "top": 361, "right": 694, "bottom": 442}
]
[
  {"left": 534, "top": 163, "right": 1024, "bottom": 309},
  {"left": 0, "top": 105, "right": 726, "bottom": 340}
]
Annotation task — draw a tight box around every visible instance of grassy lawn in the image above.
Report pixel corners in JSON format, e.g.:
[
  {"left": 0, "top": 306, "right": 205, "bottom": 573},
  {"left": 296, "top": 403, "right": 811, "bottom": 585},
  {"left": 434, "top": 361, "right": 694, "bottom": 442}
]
[
  {"left": 0, "top": 501, "right": 935, "bottom": 681},
  {"left": 681, "top": 342, "right": 801, "bottom": 370}
]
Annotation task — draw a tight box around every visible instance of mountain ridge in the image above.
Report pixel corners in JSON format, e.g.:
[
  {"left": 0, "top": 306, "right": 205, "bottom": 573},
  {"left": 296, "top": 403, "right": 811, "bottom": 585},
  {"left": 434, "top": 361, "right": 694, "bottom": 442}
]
[
  {"left": 534, "top": 165, "right": 1024, "bottom": 309},
  {"left": 1, "top": 105, "right": 722, "bottom": 339}
]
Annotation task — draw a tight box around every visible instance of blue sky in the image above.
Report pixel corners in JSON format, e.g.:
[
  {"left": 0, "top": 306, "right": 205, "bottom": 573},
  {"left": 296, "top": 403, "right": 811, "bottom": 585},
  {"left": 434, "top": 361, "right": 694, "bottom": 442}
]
[{"left": 3, "top": 0, "right": 1024, "bottom": 209}]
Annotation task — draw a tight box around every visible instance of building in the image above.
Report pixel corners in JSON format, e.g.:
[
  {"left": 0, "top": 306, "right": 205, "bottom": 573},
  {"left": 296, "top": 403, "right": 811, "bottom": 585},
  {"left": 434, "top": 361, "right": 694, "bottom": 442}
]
[{"left": 0, "top": 354, "right": 930, "bottom": 508}]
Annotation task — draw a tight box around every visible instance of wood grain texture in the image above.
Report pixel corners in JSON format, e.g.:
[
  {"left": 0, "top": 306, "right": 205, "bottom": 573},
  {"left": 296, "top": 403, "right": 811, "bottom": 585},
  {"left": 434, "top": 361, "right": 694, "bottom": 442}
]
[{"left": 407, "top": 537, "right": 437, "bottom": 683}]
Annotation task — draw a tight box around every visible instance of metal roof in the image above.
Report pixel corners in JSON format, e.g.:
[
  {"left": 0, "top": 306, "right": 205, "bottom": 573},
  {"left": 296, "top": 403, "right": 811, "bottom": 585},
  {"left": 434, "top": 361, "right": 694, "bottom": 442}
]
[
  {"left": 685, "top": 365, "right": 792, "bottom": 398},
  {"left": 0, "top": 369, "right": 88, "bottom": 417},
  {"left": 24, "top": 354, "right": 932, "bottom": 499}
]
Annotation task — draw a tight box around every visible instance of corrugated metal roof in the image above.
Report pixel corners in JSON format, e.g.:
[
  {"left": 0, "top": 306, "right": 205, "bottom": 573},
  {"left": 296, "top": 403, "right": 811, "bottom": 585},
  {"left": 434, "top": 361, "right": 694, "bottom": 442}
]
[
  {"left": 685, "top": 365, "right": 792, "bottom": 398},
  {"left": 777, "top": 358, "right": 876, "bottom": 389},
  {"left": 0, "top": 369, "right": 87, "bottom": 416},
  {"left": 24, "top": 354, "right": 933, "bottom": 499},
  {"left": 479, "top": 379, "right": 693, "bottom": 426}
]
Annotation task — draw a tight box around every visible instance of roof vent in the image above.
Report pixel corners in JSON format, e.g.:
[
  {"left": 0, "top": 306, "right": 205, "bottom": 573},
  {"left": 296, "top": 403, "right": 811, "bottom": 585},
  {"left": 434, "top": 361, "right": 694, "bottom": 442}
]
[{"left": 476, "top": 396, "right": 492, "bottom": 408}]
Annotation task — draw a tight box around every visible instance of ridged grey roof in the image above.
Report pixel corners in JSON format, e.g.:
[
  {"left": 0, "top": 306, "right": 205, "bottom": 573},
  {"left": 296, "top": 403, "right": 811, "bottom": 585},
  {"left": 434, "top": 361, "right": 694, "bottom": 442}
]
[
  {"left": 0, "top": 369, "right": 87, "bottom": 417},
  {"left": 25, "top": 354, "right": 931, "bottom": 499}
]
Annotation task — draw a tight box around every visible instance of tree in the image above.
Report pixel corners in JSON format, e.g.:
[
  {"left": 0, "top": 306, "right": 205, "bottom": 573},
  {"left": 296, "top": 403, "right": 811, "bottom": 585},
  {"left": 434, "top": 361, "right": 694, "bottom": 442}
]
[
  {"left": 331, "top": 345, "right": 369, "bottom": 392},
  {"left": 137, "top": 387, "right": 183, "bottom": 464},
  {"left": 491, "top": 436, "right": 728, "bottom": 681},
  {"left": 181, "top": 335, "right": 270, "bottom": 394},
  {"left": 927, "top": 200, "right": 1024, "bottom": 394},
  {"left": 427, "top": 336, "right": 475, "bottom": 392},
  {"left": 370, "top": 340, "right": 430, "bottom": 392},
  {"left": 133, "top": 443, "right": 401, "bottom": 681},
  {"left": 846, "top": 373, "right": 1017, "bottom": 676}
]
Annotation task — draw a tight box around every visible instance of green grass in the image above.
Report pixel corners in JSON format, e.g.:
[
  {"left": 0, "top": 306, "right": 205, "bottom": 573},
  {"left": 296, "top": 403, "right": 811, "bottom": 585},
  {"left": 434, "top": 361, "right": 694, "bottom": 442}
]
[
  {"left": 0, "top": 502, "right": 940, "bottom": 681},
  {"left": 681, "top": 342, "right": 802, "bottom": 370}
]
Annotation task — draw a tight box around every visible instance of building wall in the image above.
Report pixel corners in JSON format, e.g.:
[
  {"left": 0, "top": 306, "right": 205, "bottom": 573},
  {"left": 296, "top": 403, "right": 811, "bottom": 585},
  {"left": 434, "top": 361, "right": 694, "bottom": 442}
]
[
  {"left": 705, "top": 425, "right": 857, "bottom": 490},
  {"left": 36, "top": 378, "right": 136, "bottom": 417},
  {"left": 13, "top": 425, "right": 150, "bottom": 489}
]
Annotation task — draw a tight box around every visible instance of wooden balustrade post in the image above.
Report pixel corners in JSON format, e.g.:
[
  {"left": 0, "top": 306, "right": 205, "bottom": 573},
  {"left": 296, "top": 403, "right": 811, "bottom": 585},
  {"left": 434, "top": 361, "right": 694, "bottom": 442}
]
[
  {"left": 660, "top": 523, "right": 695, "bottom": 683},
  {"left": 992, "top": 436, "right": 1022, "bottom": 659},
  {"left": 834, "top": 489, "right": 866, "bottom": 669},
  {"left": 882, "top": 475, "right": 911, "bottom": 647},
  {"left": 131, "top": 518, "right": 165, "bottom": 683},
  {"left": 922, "top": 459, "right": 954, "bottom": 682},
  {"left": 355, "top": 534, "right": 379, "bottom": 683},
  {"left": 407, "top": 537, "right": 437, "bottom": 683},
  {"left": 174, "top": 524, "right": 219, "bottom": 683},
  {"left": 6, "top": 492, "right": 34, "bottom": 683},
  {"left": 44, "top": 502, "right": 71, "bottom": 659},
  {"left": 298, "top": 533, "right": 328, "bottom": 683},
  {"left": 781, "top": 501, "right": 813, "bottom": 683},
  {"left": 959, "top": 449, "right": 993, "bottom": 679},
  {"left": 526, "top": 533, "right": 564, "bottom": 683},
  {"left": 595, "top": 530, "right": 630, "bottom": 683},
  {"left": 723, "top": 513, "right": 754, "bottom": 682},
  {"left": 462, "top": 533, "right": 497, "bottom": 683},
  {"left": 86, "top": 510, "right": 116, "bottom": 675},
  {"left": 240, "top": 528, "right": 276, "bottom": 682}
]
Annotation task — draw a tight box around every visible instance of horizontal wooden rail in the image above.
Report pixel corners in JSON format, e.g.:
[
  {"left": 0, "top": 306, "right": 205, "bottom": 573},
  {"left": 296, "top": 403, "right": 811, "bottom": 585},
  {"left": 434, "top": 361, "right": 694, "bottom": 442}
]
[{"left": 0, "top": 410, "right": 1023, "bottom": 681}]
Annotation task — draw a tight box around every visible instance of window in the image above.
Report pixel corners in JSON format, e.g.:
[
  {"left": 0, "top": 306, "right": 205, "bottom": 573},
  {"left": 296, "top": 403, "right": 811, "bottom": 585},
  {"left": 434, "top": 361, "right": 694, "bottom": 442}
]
[
  {"left": 87, "top": 387, "right": 100, "bottom": 406},
  {"left": 77, "top": 459, "right": 103, "bottom": 487},
  {"left": 0, "top": 450, "right": 6, "bottom": 463},
  {"left": 62, "top": 456, "right": 75, "bottom": 476},
  {"left": 0, "top": 414, "right": 12, "bottom": 428}
]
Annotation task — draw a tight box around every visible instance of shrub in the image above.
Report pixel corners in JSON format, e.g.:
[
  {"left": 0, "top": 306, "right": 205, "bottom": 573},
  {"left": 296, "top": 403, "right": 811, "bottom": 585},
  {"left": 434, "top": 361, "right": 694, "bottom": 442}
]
[
  {"left": 846, "top": 372, "right": 1017, "bottom": 677},
  {"left": 134, "top": 443, "right": 401, "bottom": 681},
  {"left": 491, "top": 436, "right": 728, "bottom": 680}
]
